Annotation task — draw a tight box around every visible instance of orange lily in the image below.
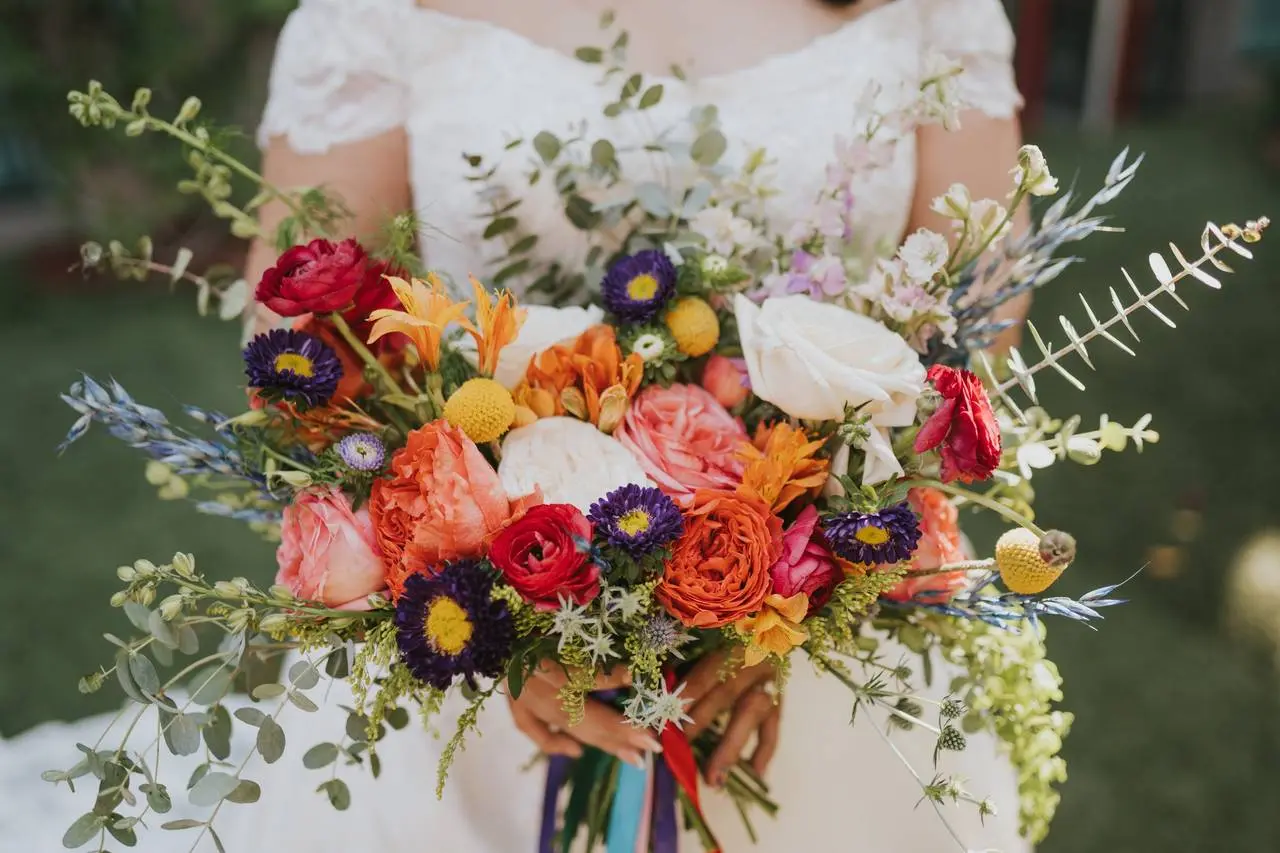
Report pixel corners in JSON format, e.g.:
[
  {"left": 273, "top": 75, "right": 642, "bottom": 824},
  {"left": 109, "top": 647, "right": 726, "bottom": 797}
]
[
  {"left": 514, "top": 325, "right": 643, "bottom": 432},
  {"left": 739, "top": 592, "right": 810, "bottom": 666},
  {"left": 366, "top": 275, "right": 469, "bottom": 371},
  {"left": 463, "top": 277, "right": 526, "bottom": 377},
  {"left": 737, "top": 421, "right": 830, "bottom": 513}
]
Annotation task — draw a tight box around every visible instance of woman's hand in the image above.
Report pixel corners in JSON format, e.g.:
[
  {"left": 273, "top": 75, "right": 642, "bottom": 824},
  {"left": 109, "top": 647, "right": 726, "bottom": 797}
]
[
  {"left": 681, "top": 650, "right": 780, "bottom": 788},
  {"left": 506, "top": 664, "right": 661, "bottom": 768}
]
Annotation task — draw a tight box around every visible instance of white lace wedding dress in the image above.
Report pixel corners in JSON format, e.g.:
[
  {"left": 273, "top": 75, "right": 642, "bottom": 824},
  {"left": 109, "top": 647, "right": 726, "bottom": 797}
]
[{"left": 1, "top": 1, "right": 1032, "bottom": 850}]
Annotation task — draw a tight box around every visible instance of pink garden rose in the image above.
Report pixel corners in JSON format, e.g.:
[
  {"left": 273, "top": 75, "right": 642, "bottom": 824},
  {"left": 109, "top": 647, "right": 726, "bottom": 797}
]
[
  {"left": 770, "top": 505, "right": 842, "bottom": 614},
  {"left": 702, "top": 354, "right": 750, "bottom": 409},
  {"left": 615, "top": 384, "right": 747, "bottom": 498},
  {"left": 276, "top": 487, "right": 386, "bottom": 609}
]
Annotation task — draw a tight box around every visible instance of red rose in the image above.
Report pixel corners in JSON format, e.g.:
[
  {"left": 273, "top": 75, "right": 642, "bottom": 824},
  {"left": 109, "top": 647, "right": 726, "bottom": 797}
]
[
  {"left": 913, "top": 364, "right": 1002, "bottom": 483},
  {"left": 488, "top": 504, "right": 598, "bottom": 609},
  {"left": 255, "top": 238, "right": 369, "bottom": 316}
]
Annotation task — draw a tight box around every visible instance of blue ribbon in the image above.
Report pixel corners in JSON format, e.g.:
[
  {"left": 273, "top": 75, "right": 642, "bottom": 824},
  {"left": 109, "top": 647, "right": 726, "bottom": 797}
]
[{"left": 605, "top": 759, "right": 648, "bottom": 853}]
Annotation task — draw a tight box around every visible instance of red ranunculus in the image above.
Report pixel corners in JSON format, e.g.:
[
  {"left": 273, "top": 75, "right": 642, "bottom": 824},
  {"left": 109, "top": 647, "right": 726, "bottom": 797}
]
[
  {"left": 344, "top": 258, "right": 407, "bottom": 349},
  {"left": 913, "top": 364, "right": 1002, "bottom": 483},
  {"left": 256, "top": 238, "right": 369, "bottom": 317},
  {"left": 488, "top": 504, "right": 598, "bottom": 609}
]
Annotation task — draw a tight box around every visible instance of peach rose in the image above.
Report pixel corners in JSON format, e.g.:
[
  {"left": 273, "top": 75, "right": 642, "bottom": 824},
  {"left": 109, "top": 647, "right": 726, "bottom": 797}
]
[
  {"left": 656, "top": 489, "right": 783, "bottom": 628},
  {"left": 369, "top": 420, "right": 539, "bottom": 597},
  {"left": 615, "top": 384, "right": 747, "bottom": 498},
  {"left": 883, "top": 487, "right": 968, "bottom": 603},
  {"left": 702, "top": 354, "right": 750, "bottom": 409},
  {"left": 275, "top": 487, "right": 385, "bottom": 609}
]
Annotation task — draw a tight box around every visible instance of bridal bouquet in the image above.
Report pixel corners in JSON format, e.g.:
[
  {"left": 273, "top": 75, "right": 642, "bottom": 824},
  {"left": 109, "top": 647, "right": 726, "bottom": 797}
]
[{"left": 51, "top": 27, "right": 1266, "bottom": 853}]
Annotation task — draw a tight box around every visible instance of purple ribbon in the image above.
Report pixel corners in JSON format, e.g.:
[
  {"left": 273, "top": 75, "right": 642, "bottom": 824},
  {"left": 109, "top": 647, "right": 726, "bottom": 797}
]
[{"left": 539, "top": 755, "right": 572, "bottom": 853}]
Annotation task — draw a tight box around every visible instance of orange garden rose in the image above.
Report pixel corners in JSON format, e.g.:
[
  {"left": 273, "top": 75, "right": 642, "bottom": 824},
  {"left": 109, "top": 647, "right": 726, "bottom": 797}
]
[
  {"left": 736, "top": 421, "right": 829, "bottom": 513},
  {"left": 656, "top": 489, "right": 783, "bottom": 628},
  {"left": 513, "top": 325, "right": 643, "bottom": 432},
  {"left": 369, "top": 420, "right": 540, "bottom": 597},
  {"left": 883, "top": 487, "right": 968, "bottom": 603}
]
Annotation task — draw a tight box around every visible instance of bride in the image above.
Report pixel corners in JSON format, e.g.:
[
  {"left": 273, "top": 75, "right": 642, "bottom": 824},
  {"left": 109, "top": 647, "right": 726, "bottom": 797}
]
[{"left": 3, "top": 0, "right": 1034, "bottom": 850}]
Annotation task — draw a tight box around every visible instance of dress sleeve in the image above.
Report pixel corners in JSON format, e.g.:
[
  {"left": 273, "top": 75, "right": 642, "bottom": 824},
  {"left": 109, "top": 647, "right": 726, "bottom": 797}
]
[
  {"left": 256, "top": 0, "right": 414, "bottom": 154},
  {"left": 914, "top": 0, "right": 1023, "bottom": 119}
]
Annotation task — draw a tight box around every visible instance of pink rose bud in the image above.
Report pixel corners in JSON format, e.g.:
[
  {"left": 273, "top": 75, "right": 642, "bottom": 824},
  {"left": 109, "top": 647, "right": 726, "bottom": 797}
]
[
  {"left": 275, "top": 487, "right": 387, "bottom": 609},
  {"left": 702, "top": 354, "right": 750, "bottom": 409}
]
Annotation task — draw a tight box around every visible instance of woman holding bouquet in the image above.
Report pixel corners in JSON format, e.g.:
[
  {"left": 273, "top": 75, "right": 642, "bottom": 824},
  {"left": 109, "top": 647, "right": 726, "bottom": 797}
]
[{"left": 12, "top": 0, "right": 1035, "bottom": 850}]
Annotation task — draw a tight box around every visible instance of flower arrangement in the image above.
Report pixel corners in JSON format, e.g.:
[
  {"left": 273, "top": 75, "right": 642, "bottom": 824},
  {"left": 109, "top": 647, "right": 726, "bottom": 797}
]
[{"left": 50, "top": 21, "right": 1268, "bottom": 853}]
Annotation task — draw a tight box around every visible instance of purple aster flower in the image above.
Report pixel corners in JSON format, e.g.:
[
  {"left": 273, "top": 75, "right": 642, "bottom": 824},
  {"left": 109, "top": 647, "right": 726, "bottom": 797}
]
[
  {"left": 242, "top": 329, "right": 342, "bottom": 408},
  {"left": 394, "top": 562, "right": 514, "bottom": 691},
  {"left": 336, "top": 433, "right": 386, "bottom": 472},
  {"left": 824, "top": 503, "right": 922, "bottom": 566},
  {"left": 600, "top": 250, "right": 677, "bottom": 323},
  {"left": 587, "top": 484, "right": 684, "bottom": 558}
]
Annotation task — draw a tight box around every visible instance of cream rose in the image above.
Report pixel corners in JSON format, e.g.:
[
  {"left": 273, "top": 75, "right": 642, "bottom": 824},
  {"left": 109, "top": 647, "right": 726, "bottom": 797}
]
[
  {"left": 734, "top": 294, "right": 925, "bottom": 483},
  {"left": 457, "top": 304, "right": 604, "bottom": 389},
  {"left": 499, "top": 416, "right": 654, "bottom": 512}
]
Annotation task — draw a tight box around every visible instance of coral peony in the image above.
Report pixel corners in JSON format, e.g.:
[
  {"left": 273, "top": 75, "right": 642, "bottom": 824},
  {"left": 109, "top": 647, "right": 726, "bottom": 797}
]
[{"left": 369, "top": 421, "right": 539, "bottom": 597}]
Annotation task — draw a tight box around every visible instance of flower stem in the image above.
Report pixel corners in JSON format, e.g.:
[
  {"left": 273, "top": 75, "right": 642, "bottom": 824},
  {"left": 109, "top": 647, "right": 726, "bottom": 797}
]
[
  {"left": 327, "top": 313, "right": 416, "bottom": 434},
  {"left": 904, "top": 478, "right": 1045, "bottom": 537}
]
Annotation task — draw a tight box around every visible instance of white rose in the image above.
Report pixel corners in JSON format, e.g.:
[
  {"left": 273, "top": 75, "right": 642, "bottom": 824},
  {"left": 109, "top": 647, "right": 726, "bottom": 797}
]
[
  {"left": 456, "top": 304, "right": 603, "bottom": 389},
  {"left": 734, "top": 294, "right": 925, "bottom": 483},
  {"left": 498, "top": 417, "right": 654, "bottom": 512}
]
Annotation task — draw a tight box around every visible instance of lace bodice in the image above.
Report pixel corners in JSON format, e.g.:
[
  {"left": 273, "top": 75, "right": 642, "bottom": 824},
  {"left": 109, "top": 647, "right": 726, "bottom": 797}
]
[{"left": 258, "top": 0, "right": 1021, "bottom": 289}]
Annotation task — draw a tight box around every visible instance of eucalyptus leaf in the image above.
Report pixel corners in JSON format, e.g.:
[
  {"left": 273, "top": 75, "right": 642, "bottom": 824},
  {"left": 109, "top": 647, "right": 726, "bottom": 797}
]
[
  {"left": 147, "top": 610, "right": 177, "bottom": 649},
  {"left": 573, "top": 47, "right": 603, "bottom": 63},
  {"left": 318, "top": 778, "right": 351, "bottom": 811},
  {"left": 634, "top": 182, "right": 672, "bottom": 217},
  {"left": 257, "top": 718, "right": 286, "bottom": 763},
  {"left": 371, "top": 752, "right": 383, "bottom": 779},
  {"left": 251, "top": 683, "right": 285, "bottom": 701},
  {"left": 210, "top": 826, "right": 228, "bottom": 853},
  {"left": 160, "top": 819, "right": 203, "bottom": 831},
  {"left": 151, "top": 642, "right": 173, "bottom": 668},
  {"left": 234, "top": 707, "right": 267, "bottom": 727},
  {"left": 62, "top": 812, "right": 102, "bottom": 849},
  {"left": 203, "top": 706, "right": 232, "bottom": 761},
  {"left": 123, "top": 603, "right": 151, "bottom": 633},
  {"left": 114, "top": 649, "right": 145, "bottom": 705},
  {"left": 303, "top": 743, "right": 340, "bottom": 769},
  {"left": 106, "top": 818, "right": 138, "bottom": 847},
  {"left": 482, "top": 217, "right": 518, "bottom": 240},
  {"left": 177, "top": 625, "right": 199, "bottom": 656},
  {"left": 385, "top": 707, "right": 411, "bottom": 731},
  {"left": 190, "top": 666, "right": 234, "bottom": 706},
  {"left": 690, "top": 129, "right": 727, "bottom": 166},
  {"left": 324, "top": 648, "right": 350, "bottom": 680},
  {"left": 187, "top": 763, "right": 210, "bottom": 791},
  {"left": 638, "top": 84, "right": 664, "bottom": 109},
  {"left": 508, "top": 234, "right": 538, "bottom": 256},
  {"left": 217, "top": 279, "right": 249, "bottom": 321},
  {"left": 288, "top": 660, "right": 320, "bottom": 691},
  {"left": 621, "top": 74, "right": 642, "bottom": 99},
  {"left": 345, "top": 713, "right": 370, "bottom": 743},
  {"left": 590, "top": 139, "right": 617, "bottom": 171},
  {"left": 227, "top": 780, "right": 262, "bottom": 804},
  {"left": 188, "top": 772, "right": 241, "bottom": 807},
  {"left": 532, "top": 131, "right": 562, "bottom": 163},
  {"left": 127, "top": 653, "right": 160, "bottom": 697},
  {"left": 165, "top": 714, "right": 201, "bottom": 757},
  {"left": 143, "top": 783, "right": 172, "bottom": 814}
]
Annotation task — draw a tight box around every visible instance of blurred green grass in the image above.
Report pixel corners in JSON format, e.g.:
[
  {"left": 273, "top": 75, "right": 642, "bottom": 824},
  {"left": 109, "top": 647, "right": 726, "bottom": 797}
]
[{"left": 3, "top": 112, "right": 1280, "bottom": 850}]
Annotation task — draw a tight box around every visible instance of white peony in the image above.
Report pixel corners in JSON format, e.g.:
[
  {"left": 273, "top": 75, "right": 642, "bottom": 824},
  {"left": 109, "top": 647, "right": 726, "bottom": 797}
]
[
  {"left": 456, "top": 304, "right": 603, "bottom": 389},
  {"left": 498, "top": 417, "right": 654, "bottom": 512},
  {"left": 734, "top": 294, "right": 926, "bottom": 483}
]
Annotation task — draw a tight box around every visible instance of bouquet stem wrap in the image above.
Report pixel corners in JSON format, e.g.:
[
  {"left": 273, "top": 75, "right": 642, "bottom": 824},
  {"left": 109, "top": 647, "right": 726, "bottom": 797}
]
[{"left": 539, "top": 676, "right": 718, "bottom": 853}]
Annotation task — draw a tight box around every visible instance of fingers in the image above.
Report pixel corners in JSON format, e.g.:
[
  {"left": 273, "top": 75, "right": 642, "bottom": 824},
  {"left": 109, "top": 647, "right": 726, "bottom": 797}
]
[
  {"left": 679, "top": 647, "right": 741, "bottom": 703},
  {"left": 704, "top": 687, "right": 778, "bottom": 788},
  {"left": 534, "top": 661, "right": 632, "bottom": 692},
  {"left": 510, "top": 677, "right": 658, "bottom": 768},
  {"left": 685, "top": 664, "right": 770, "bottom": 739},
  {"left": 750, "top": 699, "right": 782, "bottom": 777},
  {"left": 507, "top": 693, "right": 582, "bottom": 758}
]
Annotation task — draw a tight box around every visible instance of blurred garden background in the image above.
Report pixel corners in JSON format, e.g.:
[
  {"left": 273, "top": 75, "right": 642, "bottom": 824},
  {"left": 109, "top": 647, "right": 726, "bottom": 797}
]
[{"left": 3, "top": 1, "right": 1280, "bottom": 850}]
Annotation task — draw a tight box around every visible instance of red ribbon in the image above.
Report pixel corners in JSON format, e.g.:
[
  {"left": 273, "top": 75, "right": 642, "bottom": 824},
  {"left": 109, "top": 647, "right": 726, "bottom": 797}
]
[{"left": 658, "top": 671, "right": 720, "bottom": 853}]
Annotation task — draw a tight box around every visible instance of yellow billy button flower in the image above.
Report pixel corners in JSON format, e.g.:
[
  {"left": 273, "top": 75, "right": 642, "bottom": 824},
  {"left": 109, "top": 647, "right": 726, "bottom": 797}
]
[
  {"left": 444, "top": 377, "right": 516, "bottom": 444},
  {"left": 664, "top": 297, "right": 720, "bottom": 357},
  {"left": 996, "top": 528, "right": 1076, "bottom": 595}
]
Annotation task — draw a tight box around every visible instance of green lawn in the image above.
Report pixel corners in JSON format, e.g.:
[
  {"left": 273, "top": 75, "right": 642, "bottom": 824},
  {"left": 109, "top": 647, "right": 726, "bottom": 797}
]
[{"left": 3, "top": 112, "right": 1279, "bottom": 850}]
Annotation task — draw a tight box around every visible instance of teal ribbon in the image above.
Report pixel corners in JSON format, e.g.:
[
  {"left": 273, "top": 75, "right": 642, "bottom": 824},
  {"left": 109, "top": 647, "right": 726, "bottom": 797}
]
[{"left": 605, "top": 759, "right": 648, "bottom": 853}]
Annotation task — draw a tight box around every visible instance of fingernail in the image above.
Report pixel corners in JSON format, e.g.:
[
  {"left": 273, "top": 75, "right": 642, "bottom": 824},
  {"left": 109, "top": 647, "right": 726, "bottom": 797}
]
[
  {"left": 710, "top": 769, "right": 726, "bottom": 789},
  {"left": 636, "top": 735, "right": 663, "bottom": 753}
]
